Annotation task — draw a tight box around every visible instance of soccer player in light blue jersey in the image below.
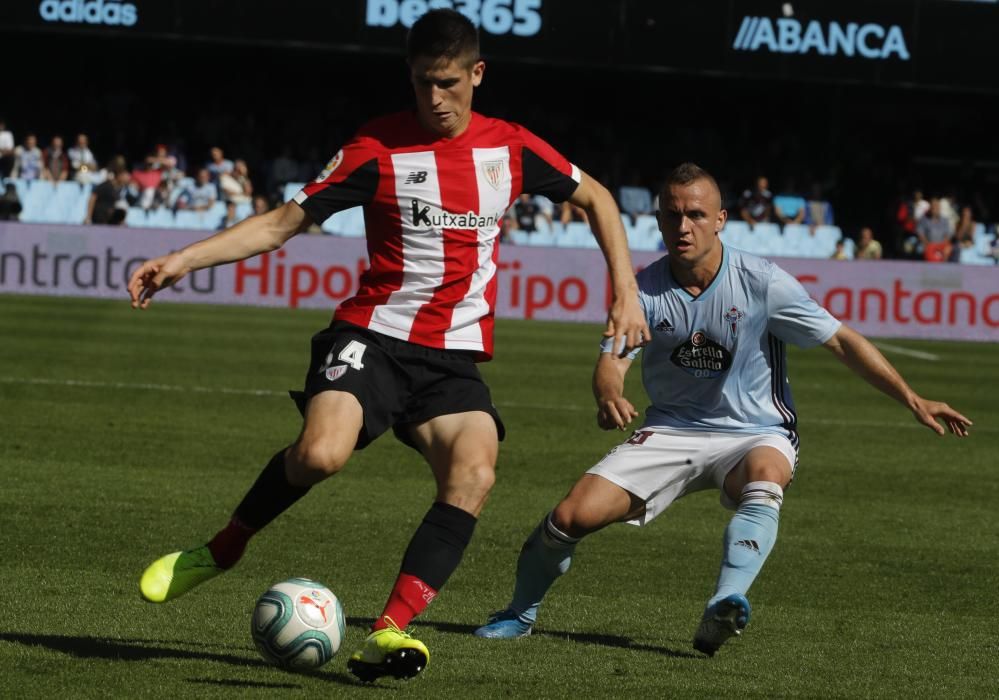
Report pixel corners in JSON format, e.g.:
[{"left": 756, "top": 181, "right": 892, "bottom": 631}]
[{"left": 475, "top": 162, "right": 972, "bottom": 655}]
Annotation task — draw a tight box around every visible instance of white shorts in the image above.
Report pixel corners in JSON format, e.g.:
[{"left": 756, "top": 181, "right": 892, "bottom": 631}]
[{"left": 586, "top": 428, "right": 797, "bottom": 527}]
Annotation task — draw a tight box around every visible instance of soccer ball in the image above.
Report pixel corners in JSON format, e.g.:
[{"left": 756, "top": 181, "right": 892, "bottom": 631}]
[{"left": 251, "top": 577, "right": 346, "bottom": 670}]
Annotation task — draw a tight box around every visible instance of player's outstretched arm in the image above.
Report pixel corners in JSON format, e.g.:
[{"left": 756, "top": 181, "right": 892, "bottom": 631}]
[
  {"left": 128, "top": 201, "right": 311, "bottom": 309},
  {"left": 570, "top": 171, "right": 650, "bottom": 355},
  {"left": 593, "top": 352, "right": 638, "bottom": 431},
  {"left": 822, "top": 324, "right": 972, "bottom": 437}
]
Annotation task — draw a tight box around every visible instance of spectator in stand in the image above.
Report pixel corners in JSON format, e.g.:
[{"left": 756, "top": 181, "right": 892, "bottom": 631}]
[
  {"left": 617, "top": 170, "right": 653, "bottom": 225},
  {"left": 218, "top": 200, "right": 241, "bottom": 230},
  {"left": 150, "top": 179, "right": 173, "bottom": 211},
  {"left": 559, "top": 200, "right": 588, "bottom": 225},
  {"left": 269, "top": 146, "right": 300, "bottom": 197},
  {"left": 831, "top": 239, "right": 848, "bottom": 260},
  {"left": 86, "top": 165, "right": 132, "bottom": 225},
  {"left": 739, "top": 176, "right": 773, "bottom": 229},
  {"left": 499, "top": 212, "right": 514, "bottom": 244},
  {"left": 206, "top": 146, "right": 234, "bottom": 188},
  {"left": 251, "top": 193, "right": 272, "bottom": 217},
  {"left": 534, "top": 195, "right": 555, "bottom": 230},
  {"left": 804, "top": 182, "right": 834, "bottom": 229},
  {"left": 773, "top": 181, "right": 806, "bottom": 225},
  {"left": 69, "top": 134, "right": 99, "bottom": 183},
  {"left": 42, "top": 135, "right": 70, "bottom": 182},
  {"left": 912, "top": 190, "right": 930, "bottom": 221},
  {"left": 0, "top": 120, "right": 14, "bottom": 177},
  {"left": 512, "top": 193, "right": 540, "bottom": 233},
  {"left": 917, "top": 197, "right": 954, "bottom": 263},
  {"left": 12, "top": 134, "right": 44, "bottom": 181},
  {"left": 856, "top": 226, "right": 883, "bottom": 260},
  {"left": 219, "top": 158, "right": 253, "bottom": 203},
  {"left": 939, "top": 193, "right": 959, "bottom": 232},
  {"left": 146, "top": 143, "right": 184, "bottom": 187},
  {"left": 131, "top": 157, "right": 164, "bottom": 210},
  {"left": 950, "top": 206, "right": 977, "bottom": 262},
  {"left": 0, "top": 181, "right": 22, "bottom": 221},
  {"left": 179, "top": 168, "right": 218, "bottom": 212}
]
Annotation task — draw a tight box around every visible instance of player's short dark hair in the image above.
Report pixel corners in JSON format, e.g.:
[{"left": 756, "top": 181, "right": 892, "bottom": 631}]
[
  {"left": 665, "top": 162, "right": 719, "bottom": 192},
  {"left": 407, "top": 9, "right": 480, "bottom": 66},
  {"left": 661, "top": 162, "right": 722, "bottom": 206}
]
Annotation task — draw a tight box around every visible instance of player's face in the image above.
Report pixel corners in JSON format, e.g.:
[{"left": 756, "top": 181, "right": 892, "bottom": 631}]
[
  {"left": 657, "top": 179, "right": 727, "bottom": 269},
  {"left": 410, "top": 55, "right": 484, "bottom": 138}
]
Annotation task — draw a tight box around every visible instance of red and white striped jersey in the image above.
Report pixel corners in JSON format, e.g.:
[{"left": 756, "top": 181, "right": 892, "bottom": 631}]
[{"left": 294, "top": 110, "right": 581, "bottom": 360}]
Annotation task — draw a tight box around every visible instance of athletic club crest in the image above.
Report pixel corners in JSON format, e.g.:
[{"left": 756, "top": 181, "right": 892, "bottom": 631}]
[
  {"left": 324, "top": 365, "right": 348, "bottom": 382},
  {"left": 481, "top": 160, "right": 506, "bottom": 190},
  {"left": 724, "top": 306, "right": 745, "bottom": 338}
]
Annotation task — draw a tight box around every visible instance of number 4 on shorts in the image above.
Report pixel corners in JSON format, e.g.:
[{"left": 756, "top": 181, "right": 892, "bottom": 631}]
[{"left": 338, "top": 340, "right": 367, "bottom": 370}]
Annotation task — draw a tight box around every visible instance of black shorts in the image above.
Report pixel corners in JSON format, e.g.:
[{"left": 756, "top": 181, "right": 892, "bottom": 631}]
[{"left": 290, "top": 321, "right": 505, "bottom": 451}]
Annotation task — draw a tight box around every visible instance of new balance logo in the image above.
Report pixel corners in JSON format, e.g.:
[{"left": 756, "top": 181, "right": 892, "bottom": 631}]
[
  {"left": 655, "top": 318, "right": 675, "bottom": 334},
  {"left": 735, "top": 539, "right": 761, "bottom": 554},
  {"left": 405, "top": 170, "right": 428, "bottom": 184}
]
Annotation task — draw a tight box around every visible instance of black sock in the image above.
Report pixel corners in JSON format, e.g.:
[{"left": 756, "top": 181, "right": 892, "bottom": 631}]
[
  {"left": 233, "top": 449, "right": 310, "bottom": 530},
  {"left": 398, "top": 502, "right": 478, "bottom": 590}
]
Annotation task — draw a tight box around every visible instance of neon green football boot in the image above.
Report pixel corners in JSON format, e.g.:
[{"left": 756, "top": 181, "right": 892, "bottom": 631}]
[
  {"left": 347, "top": 617, "right": 430, "bottom": 682},
  {"left": 139, "top": 546, "right": 224, "bottom": 603}
]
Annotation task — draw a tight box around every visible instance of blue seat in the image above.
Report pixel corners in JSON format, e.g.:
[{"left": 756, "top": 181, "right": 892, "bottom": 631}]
[
  {"left": 507, "top": 229, "right": 531, "bottom": 245},
  {"left": 125, "top": 207, "right": 147, "bottom": 227},
  {"left": 146, "top": 207, "right": 175, "bottom": 228},
  {"left": 65, "top": 183, "right": 92, "bottom": 224},
  {"left": 235, "top": 201, "right": 253, "bottom": 220},
  {"left": 629, "top": 214, "right": 661, "bottom": 251},
  {"left": 812, "top": 225, "right": 843, "bottom": 258},
  {"left": 780, "top": 224, "right": 810, "bottom": 257},
  {"left": 20, "top": 181, "right": 56, "bottom": 222},
  {"left": 565, "top": 221, "right": 599, "bottom": 249},
  {"left": 174, "top": 209, "right": 215, "bottom": 229},
  {"left": 958, "top": 246, "right": 996, "bottom": 266},
  {"left": 526, "top": 230, "right": 557, "bottom": 247},
  {"left": 322, "top": 206, "right": 365, "bottom": 236},
  {"left": 283, "top": 182, "right": 305, "bottom": 203},
  {"left": 719, "top": 220, "right": 750, "bottom": 252}
]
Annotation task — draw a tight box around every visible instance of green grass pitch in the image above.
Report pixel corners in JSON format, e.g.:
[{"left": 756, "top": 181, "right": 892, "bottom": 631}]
[{"left": 1, "top": 294, "right": 996, "bottom": 698}]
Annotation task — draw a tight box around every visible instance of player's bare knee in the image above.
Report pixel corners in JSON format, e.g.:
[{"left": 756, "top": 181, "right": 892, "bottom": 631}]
[
  {"left": 744, "top": 461, "right": 791, "bottom": 488},
  {"left": 452, "top": 460, "right": 496, "bottom": 498},
  {"left": 286, "top": 441, "right": 349, "bottom": 481},
  {"left": 551, "top": 500, "right": 599, "bottom": 539}
]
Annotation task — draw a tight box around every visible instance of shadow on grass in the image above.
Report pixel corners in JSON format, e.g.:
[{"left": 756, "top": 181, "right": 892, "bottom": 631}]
[
  {"left": 347, "top": 617, "right": 701, "bottom": 660},
  {"left": 0, "top": 632, "right": 376, "bottom": 688}
]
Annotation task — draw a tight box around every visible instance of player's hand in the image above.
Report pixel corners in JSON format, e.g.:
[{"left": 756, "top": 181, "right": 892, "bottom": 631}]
[
  {"left": 128, "top": 252, "right": 190, "bottom": 309},
  {"left": 909, "top": 397, "right": 972, "bottom": 437},
  {"left": 597, "top": 396, "right": 638, "bottom": 431},
  {"left": 604, "top": 292, "right": 650, "bottom": 357}
]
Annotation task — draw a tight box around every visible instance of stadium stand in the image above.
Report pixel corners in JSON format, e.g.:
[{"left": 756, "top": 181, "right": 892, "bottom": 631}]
[{"left": 4, "top": 176, "right": 995, "bottom": 264}]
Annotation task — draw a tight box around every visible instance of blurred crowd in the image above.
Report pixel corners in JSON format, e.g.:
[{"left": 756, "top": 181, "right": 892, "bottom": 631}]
[{"left": 1, "top": 117, "right": 996, "bottom": 264}]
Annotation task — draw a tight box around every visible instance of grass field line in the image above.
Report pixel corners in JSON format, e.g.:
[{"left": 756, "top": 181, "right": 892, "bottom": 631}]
[
  {"left": 872, "top": 342, "right": 941, "bottom": 361},
  {"left": 4, "top": 375, "right": 991, "bottom": 433}
]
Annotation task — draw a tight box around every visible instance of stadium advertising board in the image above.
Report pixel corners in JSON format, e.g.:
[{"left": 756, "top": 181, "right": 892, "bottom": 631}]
[
  {"left": 2, "top": 223, "right": 997, "bottom": 342},
  {"left": 6, "top": 0, "right": 997, "bottom": 92}
]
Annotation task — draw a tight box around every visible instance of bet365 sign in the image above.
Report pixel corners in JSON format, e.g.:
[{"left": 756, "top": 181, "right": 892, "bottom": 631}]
[{"left": 366, "top": 0, "right": 543, "bottom": 36}]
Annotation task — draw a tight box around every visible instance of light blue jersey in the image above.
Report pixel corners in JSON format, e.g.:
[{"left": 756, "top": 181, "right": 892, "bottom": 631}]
[{"left": 604, "top": 246, "right": 840, "bottom": 446}]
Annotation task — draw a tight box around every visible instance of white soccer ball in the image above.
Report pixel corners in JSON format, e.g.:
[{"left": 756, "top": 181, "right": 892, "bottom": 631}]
[{"left": 251, "top": 577, "right": 346, "bottom": 670}]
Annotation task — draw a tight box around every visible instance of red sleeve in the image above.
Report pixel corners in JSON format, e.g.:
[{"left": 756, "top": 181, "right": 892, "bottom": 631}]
[
  {"left": 516, "top": 126, "right": 582, "bottom": 203},
  {"left": 293, "top": 136, "right": 379, "bottom": 224}
]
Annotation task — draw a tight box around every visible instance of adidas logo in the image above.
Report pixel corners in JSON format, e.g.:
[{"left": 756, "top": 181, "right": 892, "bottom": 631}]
[
  {"left": 735, "top": 539, "right": 761, "bottom": 554},
  {"left": 654, "top": 318, "right": 675, "bottom": 334}
]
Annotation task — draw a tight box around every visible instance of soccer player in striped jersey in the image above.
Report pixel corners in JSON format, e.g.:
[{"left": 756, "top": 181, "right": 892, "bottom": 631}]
[
  {"left": 126, "top": 9, "right": 649, "bottom": 682},
  {"left": 474, "top": 162, "right": 971, "bottom": 655}
]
